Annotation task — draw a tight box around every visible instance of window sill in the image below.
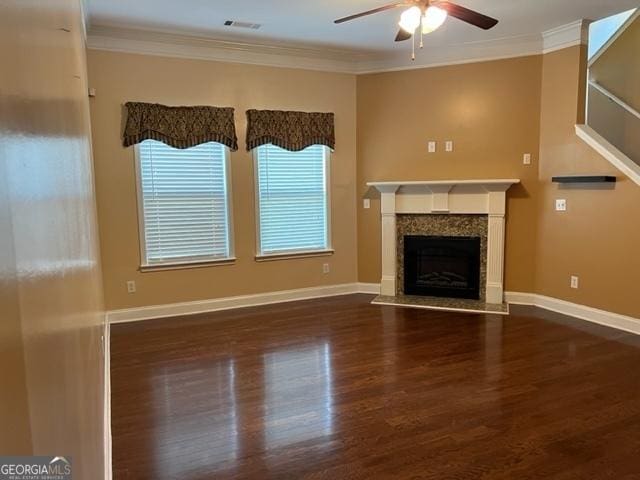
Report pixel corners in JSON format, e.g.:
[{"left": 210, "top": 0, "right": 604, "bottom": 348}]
[
  {"left": 139, "top": 257, "right": 236, "bottom": 272},
  {"left": 255, "top": 249, "right": 334, "bottom": 262}
]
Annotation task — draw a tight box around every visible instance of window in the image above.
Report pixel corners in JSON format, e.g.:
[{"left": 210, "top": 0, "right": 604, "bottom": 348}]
[
  {"left": 254, "top": 144, "right": 331, "bottom": 257},
  {"left": 135, "top": 140, "right": 233, "bottom": 267}
]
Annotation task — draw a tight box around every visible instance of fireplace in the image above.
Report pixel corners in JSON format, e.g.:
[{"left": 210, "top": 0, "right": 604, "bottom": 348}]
[
  {"left": 367, "top": 179, "right": 519, "bottom": 305},
  {"left": 404, "top": 235, "right": 481, "bottom": 299}
]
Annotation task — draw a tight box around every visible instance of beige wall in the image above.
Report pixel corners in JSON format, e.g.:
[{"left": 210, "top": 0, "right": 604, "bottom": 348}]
[
  {"left": 87, "top": 50, "right": 358, "bottom": 310},
  {"left": 536, "top": 45, "right": 640, "bottom": 318},
  {"left": 357, "top": 46, "right": 640, "bottom": 319},
  {"left": 87, "top": 37, "right": 640, "bottom": 321},
  {"left": 0, "top": 0, "right": 105, "bottom": 476},
  {"left": 356, "top": 55, "right": 542, "bottom": 293}
]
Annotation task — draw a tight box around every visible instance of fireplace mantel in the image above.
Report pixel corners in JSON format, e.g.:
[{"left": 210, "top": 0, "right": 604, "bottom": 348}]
[
  {"left": 367, "top": 179, "right": 520, "bottom": 189},
  {"left": 367, "top": 179, "right": 520, "bottom": 304}
]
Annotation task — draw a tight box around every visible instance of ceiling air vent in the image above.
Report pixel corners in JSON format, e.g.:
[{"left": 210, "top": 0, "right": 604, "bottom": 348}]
[{"left": 223, "top": 20, "right": 261, "bottom": 30}]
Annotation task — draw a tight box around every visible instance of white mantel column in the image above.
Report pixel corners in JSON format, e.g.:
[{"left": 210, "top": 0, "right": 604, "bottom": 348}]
[
  {"left": 485, "top": 190, "right": 507, "bottom": 304},
  {"left": 378, "top": 186, "right": 399, "bottom": 296}
]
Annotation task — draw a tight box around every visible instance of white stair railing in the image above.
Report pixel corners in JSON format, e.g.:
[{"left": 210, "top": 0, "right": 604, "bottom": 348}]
[
  {"left": 575, "top": 124, "right": 640, "bottom": 187},
  {"left": 579, "top": 10, "right": 640, "bottom": 185},
  {"left": 588, "top": 80, "right": 640, "bottom": 121}
]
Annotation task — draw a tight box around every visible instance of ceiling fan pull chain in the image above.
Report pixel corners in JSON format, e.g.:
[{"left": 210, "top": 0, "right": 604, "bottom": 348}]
[{"left": 420, "top": 14, "right": 424, "bottom": 49}]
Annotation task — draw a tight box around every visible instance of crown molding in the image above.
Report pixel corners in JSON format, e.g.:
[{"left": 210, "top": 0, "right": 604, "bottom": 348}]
[
  {"left": 87, "top": 20, "right": 590, "bottom": 75},
  {"left": 354, "top": 33, "right": 543, "bottom": 74},
  {"left": 86, "top": 25, "right": 370, "bottom": 74},
  {"left": 542, "top": 19, "right": 589, "bottom": 54}
]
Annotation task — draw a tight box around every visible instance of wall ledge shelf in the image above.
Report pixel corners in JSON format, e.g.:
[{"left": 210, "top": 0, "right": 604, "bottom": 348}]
[{"left": 552, "top": 175, "right": 616, "bottom": 184}]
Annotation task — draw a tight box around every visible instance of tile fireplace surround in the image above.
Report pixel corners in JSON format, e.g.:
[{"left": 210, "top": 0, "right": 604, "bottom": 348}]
[
  {"left": 396, "top": 214, "right": 488, "bottom": 298},
  {"left": 367, "top": 180, "right": 520, "bottom": 309}
]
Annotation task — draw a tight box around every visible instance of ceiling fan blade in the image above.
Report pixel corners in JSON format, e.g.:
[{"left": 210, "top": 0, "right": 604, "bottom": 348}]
[
  {"left": 434, "top": 1, "right": 498, "bottom": 30},
  {"left": 334, "top": 2, "right": 404, "bottom": 24},
  {"left": 395, "top": 29, "right": 412, "bottom": 41}
]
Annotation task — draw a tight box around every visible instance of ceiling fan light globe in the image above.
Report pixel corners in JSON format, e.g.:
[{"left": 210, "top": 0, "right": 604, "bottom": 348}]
[
  {"left": 399, "top": 6, "right": 421, "bottom": 33},
  {"left": 422, "top": 6, "right": 447, "bottom": 34}
]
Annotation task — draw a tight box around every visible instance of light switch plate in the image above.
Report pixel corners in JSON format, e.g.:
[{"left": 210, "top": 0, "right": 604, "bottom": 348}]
[
  {"left": 363, "top": 199, "right": 370, "bottom": 209},
  {"left": 445, "top": 141, "right": 453, "bottom": 152},
  {"left": 555, "top": 199, "right": 567, "bottom": 211},
  {"left": 428, "top": 141, "right": 436, "bottom": 153},
  {"left": 523, "top": 153, "right": 531, "bottom": 165}
]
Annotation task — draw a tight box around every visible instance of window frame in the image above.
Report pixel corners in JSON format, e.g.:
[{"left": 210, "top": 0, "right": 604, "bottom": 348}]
[
  {"left": 253, "top": 144, "right": 333, "bottom": 261},
  {"left": 134, "top": 141, "right": 235, "bottom": 271}
]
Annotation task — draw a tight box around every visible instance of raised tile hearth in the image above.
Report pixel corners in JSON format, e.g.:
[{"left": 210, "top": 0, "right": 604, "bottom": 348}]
[
  {"left": 368, "top": 179, "right": 519, "bottom": 311},
  {"left": 372, "top": 294, "right": 509, "bottom": 315}
]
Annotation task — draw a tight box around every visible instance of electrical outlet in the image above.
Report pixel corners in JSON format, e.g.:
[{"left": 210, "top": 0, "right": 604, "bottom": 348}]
[
  {"left": 126, "top": 280, "right": 136, "bottom": 293},
  {"left": 523, "top": 153, "right": 531, "bottom": 165},
  {"left": 428, "top": 141, "right": 436, "bottom": 153},
  {"left": 323, "top": 263, "right": 330, "bottom": 274},
  {"left": 555, "top": 199, "right": 567, "bottom": 211},
  {"left": 363, "top": 199, "right": 370, "bottom": 209},
  {"left": 445, "top": 140, "right": 453, "bottom": 152},
  {"left": 570, "top": 275, "right": 579, "bottom": 289}
]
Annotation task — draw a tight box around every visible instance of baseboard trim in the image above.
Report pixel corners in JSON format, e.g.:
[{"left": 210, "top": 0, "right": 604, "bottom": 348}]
[
  {"left": 105, "top": 283, "right": 640, "bottom": 336},
  {"left": 107, "top": 282, "right": 373, "bottom": 323},
  {"left": 505, "top": 291, "right": 640, "bottom": 336},
  {"left": 103, "top": 318, "right": 112, "bottom": 480},
  {"left": 502, "top": 291, "right": 538, "bottom": 305},
  {"left": 356, "top": 282, "right": 381, "bottom": 295}
]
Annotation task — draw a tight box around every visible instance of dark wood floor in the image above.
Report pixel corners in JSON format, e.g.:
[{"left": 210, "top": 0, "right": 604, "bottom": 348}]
[{"left": 111, "top": 294, "right": 640, "bottom": 479}]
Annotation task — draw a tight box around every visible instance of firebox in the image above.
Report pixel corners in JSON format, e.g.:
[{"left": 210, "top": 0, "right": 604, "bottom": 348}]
[{"left": 404, "top": 235, "right": 481, "bottom": 299}]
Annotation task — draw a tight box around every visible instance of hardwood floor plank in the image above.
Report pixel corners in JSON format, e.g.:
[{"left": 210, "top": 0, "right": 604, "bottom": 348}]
[{"left": 110, "top": 295, "right": 640, "bottom": 479}]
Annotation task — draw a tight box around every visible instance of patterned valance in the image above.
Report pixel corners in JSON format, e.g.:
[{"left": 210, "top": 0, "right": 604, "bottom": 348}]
[
  {"left": 246, "top": 109, "right": 335, "bottom": 151},
  {"left": 123, "top": 102, "right": 238, "bottom": 150}
]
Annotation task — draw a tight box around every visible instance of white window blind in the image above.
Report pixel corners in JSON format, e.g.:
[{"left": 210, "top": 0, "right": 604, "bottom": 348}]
[
  {"left": 136, "top": 140, "right": 232, "bottom": 265},
  {"left": 255, "top": 144, "right": 329, "bottom": 255}
]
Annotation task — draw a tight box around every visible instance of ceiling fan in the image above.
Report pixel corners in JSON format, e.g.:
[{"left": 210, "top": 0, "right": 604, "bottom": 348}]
[{"left": 334, "top": 1, "right": 498, "bottom": 59}]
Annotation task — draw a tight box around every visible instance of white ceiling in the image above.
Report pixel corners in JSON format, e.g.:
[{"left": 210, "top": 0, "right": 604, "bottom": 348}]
[{"left": 87, "top": 0, "right": 639, "bottom": 54}]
